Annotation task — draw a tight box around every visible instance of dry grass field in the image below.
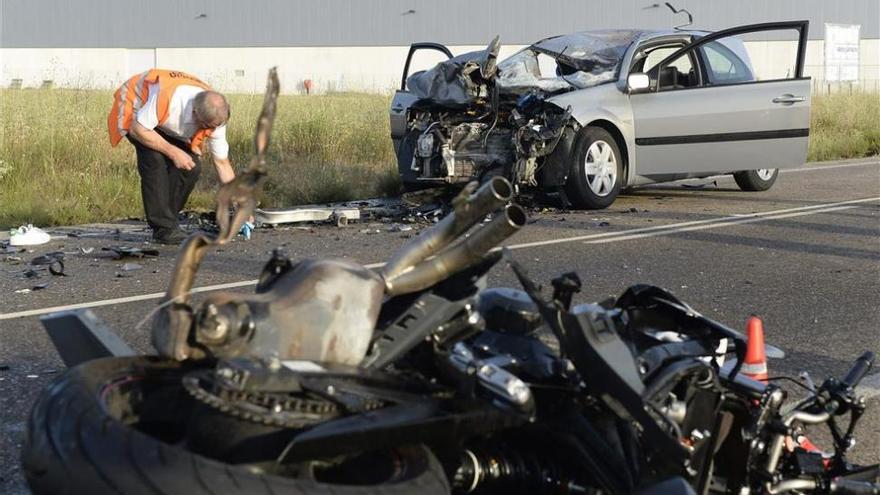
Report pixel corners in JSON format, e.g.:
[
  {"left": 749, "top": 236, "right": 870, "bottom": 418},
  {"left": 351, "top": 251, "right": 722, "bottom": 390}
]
[{"left": 1, "top": 89, "right": 877, "bottom": 228}]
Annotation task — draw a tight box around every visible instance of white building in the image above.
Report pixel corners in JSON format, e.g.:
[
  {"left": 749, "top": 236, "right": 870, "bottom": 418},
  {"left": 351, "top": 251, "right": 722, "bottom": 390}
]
[{"left": 1, "top": 0, "right": 877, "bottom": 94}]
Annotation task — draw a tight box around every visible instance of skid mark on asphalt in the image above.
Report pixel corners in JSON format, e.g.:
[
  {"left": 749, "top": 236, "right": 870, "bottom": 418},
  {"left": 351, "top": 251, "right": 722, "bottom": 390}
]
[{"left": 1, "top": 196, "right": 878, "bottom": 320}]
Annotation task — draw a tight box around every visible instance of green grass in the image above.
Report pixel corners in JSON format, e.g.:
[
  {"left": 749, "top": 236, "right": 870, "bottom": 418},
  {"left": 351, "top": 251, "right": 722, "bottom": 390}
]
[
  {"left": 1, "top": 89, "right": 878, "bottom": 228},
  {"left": 0, "top": 89, "right": 397, "bottom": 228},
  {"left": 807, "top": 92, "right": 880, "bottom": 162}
]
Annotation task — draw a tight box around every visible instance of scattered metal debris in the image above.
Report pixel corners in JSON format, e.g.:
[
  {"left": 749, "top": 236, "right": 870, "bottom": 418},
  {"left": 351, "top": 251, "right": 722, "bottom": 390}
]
[
  {"left": 103, "top": 246, "right": 160, "bottom": 259},
  {"left": 29, "top": 252, "right": 66, "bottom": 276},
  {"left": 256, "top": 205, "right": 360, "bottom": 227},
  {"left": 3, "top": 245, "right": 25, "bottom": 254},
  {"left": 120, "top": 263, "right": 143, "bottom": 272}
]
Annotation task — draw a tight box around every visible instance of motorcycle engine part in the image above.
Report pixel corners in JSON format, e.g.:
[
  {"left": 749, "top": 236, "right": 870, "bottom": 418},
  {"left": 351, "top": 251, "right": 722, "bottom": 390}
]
[
  {"left": 364, "top": 293, "right": 466, "bottom": 369},
  {"left": 194, "top": 258, "right": 385, "bottom": 364},
  {"left": 449, "top": 342, "right": 533, "bottom": 409},
  {"left": 451, "top": 446, "right": 582, "bottom": 495},
  {"left": 477, "top": 287, "right": 542, "bottom": 335},
  {"left": 471, "top": 330, "right": 558, "bottom": 381}
]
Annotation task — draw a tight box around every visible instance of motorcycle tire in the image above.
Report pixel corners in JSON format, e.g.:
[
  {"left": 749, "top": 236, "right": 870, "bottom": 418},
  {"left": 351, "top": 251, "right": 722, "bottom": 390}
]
[{"left": 21, "top": 356, "right": 450, "bottom": 495}]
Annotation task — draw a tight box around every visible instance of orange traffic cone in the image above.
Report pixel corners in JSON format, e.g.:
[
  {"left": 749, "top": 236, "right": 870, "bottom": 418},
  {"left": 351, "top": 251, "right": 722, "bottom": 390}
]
[{"left": 742, "top": 316, "right": 769, "bottom": 381}]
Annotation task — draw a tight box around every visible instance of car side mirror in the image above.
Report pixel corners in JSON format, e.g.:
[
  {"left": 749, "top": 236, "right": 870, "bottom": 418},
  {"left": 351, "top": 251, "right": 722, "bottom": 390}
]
[{"left": 627, "top": 73, "right": 651, "bottom": 94}]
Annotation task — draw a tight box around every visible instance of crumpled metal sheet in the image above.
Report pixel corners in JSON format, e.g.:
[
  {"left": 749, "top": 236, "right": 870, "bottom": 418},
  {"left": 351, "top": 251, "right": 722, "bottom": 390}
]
[
  {"left": 406, "top": 36, "right": 500, "bottom": 107},
  {"left": 532, "top": 29, "right": 642, "bottom": 73},
  {"left": 497, "top": 48, "right": 618, "bottom": 93}
]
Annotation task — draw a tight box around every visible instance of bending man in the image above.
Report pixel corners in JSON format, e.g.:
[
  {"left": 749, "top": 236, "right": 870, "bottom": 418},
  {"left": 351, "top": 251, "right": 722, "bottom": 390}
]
[{"left": 108, "top": 69, "right": 235, "bottom": 244}]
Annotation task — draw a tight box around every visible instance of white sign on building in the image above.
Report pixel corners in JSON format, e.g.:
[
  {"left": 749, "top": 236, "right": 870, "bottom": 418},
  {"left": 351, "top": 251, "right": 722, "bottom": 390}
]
[{"left": 824, "top": 23, "right": 860, "bottom": 82}]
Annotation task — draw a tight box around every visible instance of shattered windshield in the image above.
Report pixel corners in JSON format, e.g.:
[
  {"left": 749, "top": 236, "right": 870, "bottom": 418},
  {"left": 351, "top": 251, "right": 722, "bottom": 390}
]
[{"left": 498, "top": 30, "right": 642, "bottom": 92}]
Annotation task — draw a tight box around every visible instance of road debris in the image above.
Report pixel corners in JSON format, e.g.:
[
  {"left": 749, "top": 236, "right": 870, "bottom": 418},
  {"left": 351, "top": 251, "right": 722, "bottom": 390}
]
[
  {"left": 103, "top": 246, "right": 160, "bottom": 259},
  {"left": 120, "top": 263, "right": 143, "bottom": 272},
  {"left": 8, "top": 224, "right": 51, "bottom": 246},
  {"left": 30, "top": 252, "right": 66, "bottom": 276}
]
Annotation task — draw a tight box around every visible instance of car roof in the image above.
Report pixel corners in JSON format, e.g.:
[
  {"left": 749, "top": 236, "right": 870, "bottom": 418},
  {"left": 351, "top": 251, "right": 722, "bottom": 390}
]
[
  {"left": 529, "top": 28, "right": 712, "bottom": 71},
  {"left": 534, "top": 28, "right": 711, "bottom": 47}
]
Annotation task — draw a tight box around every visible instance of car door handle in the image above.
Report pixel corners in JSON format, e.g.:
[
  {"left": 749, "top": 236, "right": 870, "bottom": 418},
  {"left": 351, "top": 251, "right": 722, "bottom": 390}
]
[{"left": 772, "top": 95, "right": 805, "bottom": 104}]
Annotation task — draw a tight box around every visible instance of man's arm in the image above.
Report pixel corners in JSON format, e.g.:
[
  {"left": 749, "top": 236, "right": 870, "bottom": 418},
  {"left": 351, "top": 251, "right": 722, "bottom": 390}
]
[
  {"left": 129, "top": 121, "right": 196, "bottom": 171},
  {"left": 213, "top": 157, "right": 236, "bottom": 184}
]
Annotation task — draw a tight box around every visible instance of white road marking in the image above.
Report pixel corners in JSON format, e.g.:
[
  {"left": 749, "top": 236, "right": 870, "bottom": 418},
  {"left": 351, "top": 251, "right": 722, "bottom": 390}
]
[
  {"left": 584, "top": 205, "right": 856, "bottom": 244},
  {"left": 656, "top": 160, "right": 878, "bottom": 188},
  {"left": 780, "top": 160, "right": 880, "bottom": 174},
  {"left": 512, "top": 196, "right": 878, "bottom": 250},
  {"left": 1, "top": 196, "right": 877, "bottom": 321},
  {"left": 856, "top": 372, "right": 880, "bottom": 400}
]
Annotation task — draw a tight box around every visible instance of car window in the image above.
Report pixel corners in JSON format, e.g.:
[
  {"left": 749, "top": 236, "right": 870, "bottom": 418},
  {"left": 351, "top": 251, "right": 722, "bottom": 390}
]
[
  {"left": 635, "top": 44, "right": 699, "bottom": 91},
  {"left": 698, "top": 29, "right": 802, "bottom": 85},
  {"left": 643, "top": 46, "right": 690, "bottom": 74},
  {"left": 700, "top": 41, "right": 754, "bottom": 84}
]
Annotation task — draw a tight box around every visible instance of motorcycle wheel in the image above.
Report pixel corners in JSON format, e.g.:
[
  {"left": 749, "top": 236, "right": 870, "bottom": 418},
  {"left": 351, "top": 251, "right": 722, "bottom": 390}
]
[{"left": 21, "top": 356, "right": 450, "bottom": 495}]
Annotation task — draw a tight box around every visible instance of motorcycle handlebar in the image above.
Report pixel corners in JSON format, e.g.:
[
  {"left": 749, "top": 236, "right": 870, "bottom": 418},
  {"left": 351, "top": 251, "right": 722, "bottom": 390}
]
[{"left": 842, "top": 352, "right": 875, "bottom": 389}]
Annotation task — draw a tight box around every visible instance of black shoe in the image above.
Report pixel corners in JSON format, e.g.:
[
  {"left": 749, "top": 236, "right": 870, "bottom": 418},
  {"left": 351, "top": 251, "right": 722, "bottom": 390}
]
[{"left": 153, "top": 228, "right": 189, "bottom": 245}]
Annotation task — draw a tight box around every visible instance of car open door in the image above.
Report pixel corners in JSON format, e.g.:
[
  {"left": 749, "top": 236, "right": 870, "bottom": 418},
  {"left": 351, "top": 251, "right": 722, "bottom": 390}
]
[
  {"left": 389, "top": 43, "right": 453, "bottom": 153},
  {"left": 628, "top": 21, "right": 811, "bottom": 178}
]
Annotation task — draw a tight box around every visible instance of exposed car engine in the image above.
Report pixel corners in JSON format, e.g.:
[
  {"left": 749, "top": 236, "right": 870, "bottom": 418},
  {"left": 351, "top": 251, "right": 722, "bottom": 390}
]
[{"left": 400, "top": 37, "right": 582, "bottom": 190}]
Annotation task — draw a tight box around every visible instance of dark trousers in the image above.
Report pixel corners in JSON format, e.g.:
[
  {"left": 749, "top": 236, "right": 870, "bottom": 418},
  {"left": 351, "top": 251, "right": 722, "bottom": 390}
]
[{"left": 129, "top": 132, "right": 201, "bottom": 236}]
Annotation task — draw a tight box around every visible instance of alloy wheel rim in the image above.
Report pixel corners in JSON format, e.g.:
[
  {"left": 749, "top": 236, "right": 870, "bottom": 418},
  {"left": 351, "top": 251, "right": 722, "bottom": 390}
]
[
  {"left": 756, "top": 169, "right": 776, "bottom": 181},
  {"left": 584, "top": 140, "right": 617, "bottom": 197}
]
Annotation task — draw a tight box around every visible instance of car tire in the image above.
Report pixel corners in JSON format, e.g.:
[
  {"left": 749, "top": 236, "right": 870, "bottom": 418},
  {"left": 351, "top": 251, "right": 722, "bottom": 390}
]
[
  {"left": 565, "top": 126, "right": 624, "bottom": 209},
  {"left": 733, "top": 169, "right": 778, "bottom": 191}
]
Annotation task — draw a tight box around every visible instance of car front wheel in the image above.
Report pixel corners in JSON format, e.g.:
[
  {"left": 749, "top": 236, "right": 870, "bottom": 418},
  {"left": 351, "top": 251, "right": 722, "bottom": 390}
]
[
  {"left": 565, "top": 126, "right": 624, "bottom": 209},
  {"left": 733, "top": 168, "right": 778, "bottom": 191}
]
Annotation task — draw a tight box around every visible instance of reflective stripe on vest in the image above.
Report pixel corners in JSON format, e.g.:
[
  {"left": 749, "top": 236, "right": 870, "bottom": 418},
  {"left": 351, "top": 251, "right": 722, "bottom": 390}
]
[{"left": 107, "top": 69, "right": 215, "bottom": 154}]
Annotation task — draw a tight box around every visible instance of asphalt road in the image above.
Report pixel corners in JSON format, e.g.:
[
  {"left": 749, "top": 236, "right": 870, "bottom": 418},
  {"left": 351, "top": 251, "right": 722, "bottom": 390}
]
[{"left": 2, "top": 158, "right": 878, "bottom": 493}]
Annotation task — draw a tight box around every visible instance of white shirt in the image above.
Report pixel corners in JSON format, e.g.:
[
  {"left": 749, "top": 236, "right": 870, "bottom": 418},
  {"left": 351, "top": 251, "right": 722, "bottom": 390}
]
[{"left": 136, "top": 84, "right": 230, "bottom": 159}]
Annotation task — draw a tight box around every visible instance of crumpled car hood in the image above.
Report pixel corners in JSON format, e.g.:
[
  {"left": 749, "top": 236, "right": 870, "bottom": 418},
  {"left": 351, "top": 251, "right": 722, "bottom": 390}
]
[
  {"left": 407, "top": 31, "right": 641, "bottom": 105},
  {"left": 406, "top": 36, "right": 500, "bottom": 107}
]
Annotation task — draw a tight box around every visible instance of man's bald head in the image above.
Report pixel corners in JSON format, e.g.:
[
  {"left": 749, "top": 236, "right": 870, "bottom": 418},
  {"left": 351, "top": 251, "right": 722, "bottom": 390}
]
[{"left": 193, "top": 90, "right": 230, "bottom": 128}]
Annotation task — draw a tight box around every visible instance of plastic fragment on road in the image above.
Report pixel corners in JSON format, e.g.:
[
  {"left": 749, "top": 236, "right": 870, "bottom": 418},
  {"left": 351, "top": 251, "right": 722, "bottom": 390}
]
[
  {"left": 31, "top": 252, "right": 66, "bottom": 276},
  {"left": 239, "top": 221, "right": 255, "bottom": 240},
  {"left": 120, "top": 263, "right": 142, "bottom": 272},
  {"left": 102, "top": 246, "right": 159, "bottom": 259},
  {"left": 9, "top": 225, "right": 51, "bottom": 246},
  {"left": 256, "top": 206, "right": 360, "bottom": 227}
]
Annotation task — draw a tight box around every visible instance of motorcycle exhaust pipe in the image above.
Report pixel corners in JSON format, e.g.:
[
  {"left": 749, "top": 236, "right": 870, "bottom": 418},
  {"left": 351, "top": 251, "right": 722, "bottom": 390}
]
[
  {"left": 382, "top": 176, "right": 513, "bottom": 282},
  {"left": 385, "top": 204, "right": 526, "bottom": 295}
]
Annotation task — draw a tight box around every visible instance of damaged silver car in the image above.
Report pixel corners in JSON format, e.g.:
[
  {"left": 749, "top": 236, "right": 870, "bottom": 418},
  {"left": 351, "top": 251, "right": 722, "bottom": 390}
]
[{"left": 390, "top": 21, "right": 812, "bottom": 209}]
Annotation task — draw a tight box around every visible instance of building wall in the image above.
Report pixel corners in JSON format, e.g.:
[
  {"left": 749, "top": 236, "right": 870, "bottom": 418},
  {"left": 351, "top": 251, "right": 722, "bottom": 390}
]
[
  {"left": 3, "top": 41, "right": 878, "bottom": 94},
  {"left": 2, "top": 0, "right": 877, "bottom": 47},
  {"left": 2, "top": 0, "right": 877, "bottom": 93}
]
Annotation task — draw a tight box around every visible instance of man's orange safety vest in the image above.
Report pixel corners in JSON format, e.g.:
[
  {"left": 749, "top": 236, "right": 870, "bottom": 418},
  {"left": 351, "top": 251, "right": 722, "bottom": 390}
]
[{"left": 107, "top": 69, "right": 215, "bottom": 154}]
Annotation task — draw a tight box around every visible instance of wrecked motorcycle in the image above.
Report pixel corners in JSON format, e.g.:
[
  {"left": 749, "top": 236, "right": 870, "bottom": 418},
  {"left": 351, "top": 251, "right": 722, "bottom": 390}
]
[{"left": 23, "top": 70, "right": 878, "bottom": 495}]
